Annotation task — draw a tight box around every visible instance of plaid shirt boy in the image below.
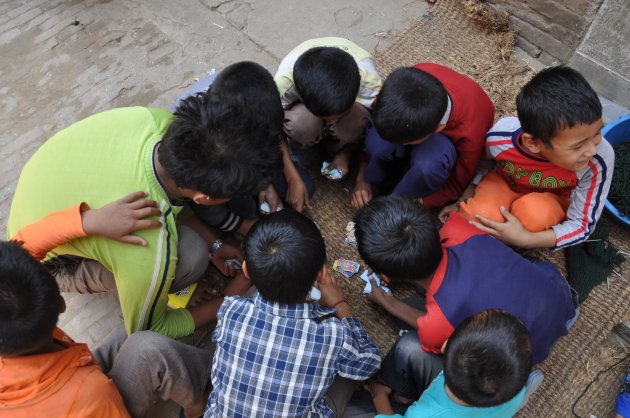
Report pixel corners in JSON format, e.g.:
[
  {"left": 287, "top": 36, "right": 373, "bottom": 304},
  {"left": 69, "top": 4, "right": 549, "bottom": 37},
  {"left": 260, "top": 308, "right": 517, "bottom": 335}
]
[{"left": 205, "top": 293, "right": 381, "bottom": 417}]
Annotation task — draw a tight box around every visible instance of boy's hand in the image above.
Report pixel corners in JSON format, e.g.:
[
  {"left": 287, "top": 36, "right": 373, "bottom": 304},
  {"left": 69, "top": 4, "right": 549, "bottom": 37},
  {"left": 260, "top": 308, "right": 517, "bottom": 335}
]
[
  {"left": 471, "top": 207, "right": 557, "bottom": 248},
  {"left": 352, "top": 180, "right": 372, "bottom": 209},
  {"left": 223, "top": 271, "right": 252, "bottom": 296},
  {"left": 438, "top": 202, "right": 459, "bottom": 223},
  {"left": 286, "top": 175, "right": 311, "bottom": 213},
  {"left": 258, "top": 184, "right": 283, "bottom": 214},
  {"left": 318, "top": 268, "right": 346, "bottom": 308},
  {"left": 325, "top": 152, "right": 349, "bottom": 180},
  {"left": 365, "top": 277, "right": 394, "bottom": 308},
  {"left": 470, "top": 206, "right": 529, "bottom": 246},
  {"left": 82, "top": 191, "right": 162, "bottom": 246},
  {"left": 212, "top": 241, "right": 243, "bottom": 277},
  {"left": 365, "top": 380, "right": 395, "bottom": 415},
  {"left": 366, "top": 380, "right": 392, "bottom": 400},
  {"left": 236, "top": 218, "right": 256, "bottom": 236}
]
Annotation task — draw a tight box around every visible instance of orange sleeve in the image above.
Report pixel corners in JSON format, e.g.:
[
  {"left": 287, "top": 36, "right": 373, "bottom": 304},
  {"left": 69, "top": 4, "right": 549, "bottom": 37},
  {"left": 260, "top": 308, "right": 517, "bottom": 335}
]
[
  {"left": 70, "top": 368, "right": 131, "bottom": 418},
  {"left": 11, "top": 203, "right": 89, "bottom": 261}
]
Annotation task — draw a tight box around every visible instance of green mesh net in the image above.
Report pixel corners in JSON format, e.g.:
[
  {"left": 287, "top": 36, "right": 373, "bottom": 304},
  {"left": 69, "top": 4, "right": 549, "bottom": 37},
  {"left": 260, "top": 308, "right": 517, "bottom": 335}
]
[{"left": 609, "top": 142, "right": 630, "bottom": 217}]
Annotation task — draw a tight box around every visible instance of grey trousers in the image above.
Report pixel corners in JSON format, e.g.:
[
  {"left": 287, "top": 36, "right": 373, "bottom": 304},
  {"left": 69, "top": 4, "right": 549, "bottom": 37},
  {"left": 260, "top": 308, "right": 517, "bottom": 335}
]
[
  {"left": 54, "top": 225, "right": 209, "bottom": 294},
  {"left": 93, "top": 326, "right": 213, "bottom": 418},
  {"left": 92, "top": 325, "right": 357, "bottom": 418}
]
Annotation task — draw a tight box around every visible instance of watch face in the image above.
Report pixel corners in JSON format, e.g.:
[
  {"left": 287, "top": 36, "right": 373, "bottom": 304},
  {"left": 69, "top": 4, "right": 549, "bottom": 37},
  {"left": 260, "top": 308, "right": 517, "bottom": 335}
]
[{"left": 210, "top": 239, "right": 223, "bottom": 254}]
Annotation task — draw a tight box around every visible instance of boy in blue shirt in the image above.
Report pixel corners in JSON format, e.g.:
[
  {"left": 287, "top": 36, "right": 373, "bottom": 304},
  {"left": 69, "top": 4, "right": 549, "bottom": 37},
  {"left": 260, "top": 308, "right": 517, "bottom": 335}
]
[{"left": 365, "top": 309, "right": 531, "bottom": 418}]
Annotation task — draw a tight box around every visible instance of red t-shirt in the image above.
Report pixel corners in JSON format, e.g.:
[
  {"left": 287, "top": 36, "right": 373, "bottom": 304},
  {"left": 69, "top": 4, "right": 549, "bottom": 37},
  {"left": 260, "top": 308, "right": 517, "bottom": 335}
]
[{"left": 415, "top": 63, "right": 495, "bottom": 207}]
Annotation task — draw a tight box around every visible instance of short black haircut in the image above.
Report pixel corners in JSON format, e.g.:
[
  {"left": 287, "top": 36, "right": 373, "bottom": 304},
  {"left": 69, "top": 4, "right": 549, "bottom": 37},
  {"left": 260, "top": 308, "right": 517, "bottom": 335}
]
[
  {"left": 0, "top": 242, "right": 61, "bottom": 356},
  {"left": 293, "top": 46, "right": 360, "bottom": 117},
  {"left": 444, "top": 309, "right": 532, "bottom": 407},
  {"left": 354, "top": 196, "right": 442, "bottom": 281},
  {"left": 209, "top": 61, "right": 284, "bottom": 141},
  {"left": 158, "top": 91, "right": 282, "bottom": 199},
  {"left": 516, "top": 66, "right": 602, "bottom": 147},
  {"left": 244, "top": 210, "right": 326, "bottom": 303},
  {"left": 372, "top": 67, "right": 448, "bottom": 144}
]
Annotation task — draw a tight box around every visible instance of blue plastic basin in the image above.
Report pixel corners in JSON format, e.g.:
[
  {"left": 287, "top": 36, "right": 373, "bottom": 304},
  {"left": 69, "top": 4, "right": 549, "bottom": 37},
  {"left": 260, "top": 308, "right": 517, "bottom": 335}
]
[{"left": 603, "top": 113, "right": 630, "bottom": 227}]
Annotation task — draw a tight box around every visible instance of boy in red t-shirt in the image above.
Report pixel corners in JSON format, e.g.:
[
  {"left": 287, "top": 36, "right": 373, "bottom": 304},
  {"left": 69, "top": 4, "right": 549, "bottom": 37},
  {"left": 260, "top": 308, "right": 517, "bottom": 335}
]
[{"left": 352, "top": 63, "right": 495, "bottom": 210}]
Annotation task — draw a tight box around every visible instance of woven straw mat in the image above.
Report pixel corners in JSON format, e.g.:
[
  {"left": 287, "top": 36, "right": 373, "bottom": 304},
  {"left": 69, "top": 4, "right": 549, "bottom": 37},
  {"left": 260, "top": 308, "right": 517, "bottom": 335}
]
[{"left": 303, "top": 0, "right": 630, "bottom": 416}]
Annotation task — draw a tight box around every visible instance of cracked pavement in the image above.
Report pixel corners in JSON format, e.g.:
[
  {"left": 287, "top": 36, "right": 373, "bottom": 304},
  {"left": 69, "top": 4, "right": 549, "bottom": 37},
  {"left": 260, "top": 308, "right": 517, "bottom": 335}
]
[{"left": 0, "top": 1, "right": 427, "bottom": 415}]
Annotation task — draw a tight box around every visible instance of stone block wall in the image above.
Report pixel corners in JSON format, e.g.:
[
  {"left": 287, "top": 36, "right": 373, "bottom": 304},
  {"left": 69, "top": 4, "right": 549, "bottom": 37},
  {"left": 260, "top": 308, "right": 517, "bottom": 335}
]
[
  {"left": 488, "top": 0, "right": 603, "bottom": 65},
  {"left": 488, "top": 0, "right": 630, "bottom": 108},
  {"left": 569, "top": 0, "right": 630, "bottom": 108}
]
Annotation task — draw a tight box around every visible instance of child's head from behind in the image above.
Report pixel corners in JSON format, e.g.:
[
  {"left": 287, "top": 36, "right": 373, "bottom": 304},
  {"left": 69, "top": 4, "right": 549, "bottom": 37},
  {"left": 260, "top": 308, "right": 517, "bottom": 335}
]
[
  {"left": 444, "top": 309, "right": 532, "bottom": 407},
  {"left": 244, "top": 211, "right": 326, "bottom": 304},
  {"left": 517, "top": 66, "right": 603, "bottom": 172},
  {"left": 293, "top": 46, "right": 360, "bottom": 119},
  {"left": 354, "top": 196, "right": 443, "bottom": 283},
  {"left": 373, "top": 67, "right": 448, "bottom": 145},
  {"left": 158, "top": 91, "right": 282, "bottom": 200},
  {"left": 209, "top": 61, "right": 284, "bottom": 141},
  {"left": 0, "top": 242, "right": 61, "bottom": 356}
]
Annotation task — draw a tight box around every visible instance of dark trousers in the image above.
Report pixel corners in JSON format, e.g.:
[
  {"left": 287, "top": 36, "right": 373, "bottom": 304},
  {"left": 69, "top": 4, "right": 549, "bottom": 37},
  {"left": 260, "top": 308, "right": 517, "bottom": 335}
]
[
  {"left": 363, "top": 124, "right": 457, "bottom": 199},
  {"left": 344, "top": 295, "right": 443, "bottom": 417}
]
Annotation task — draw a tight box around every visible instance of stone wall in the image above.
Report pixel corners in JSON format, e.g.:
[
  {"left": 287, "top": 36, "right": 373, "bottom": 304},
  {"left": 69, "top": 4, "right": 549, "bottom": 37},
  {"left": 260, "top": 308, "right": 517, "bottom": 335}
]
[
  {"left": 488, "top": 0, "right": 603, "bottom": 65},
  {"left": 569, "top": 0, "right": 630, "bottom": 108},
  {"left": 488, "top": 0, "right": 630, "bottom": 108}
]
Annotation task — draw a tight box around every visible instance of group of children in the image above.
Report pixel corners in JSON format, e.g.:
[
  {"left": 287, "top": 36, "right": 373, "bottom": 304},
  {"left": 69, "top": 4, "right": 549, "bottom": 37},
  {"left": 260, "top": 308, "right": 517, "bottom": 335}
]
[{"left": 1, "top": 36, "right": 626, "bottom": 418}]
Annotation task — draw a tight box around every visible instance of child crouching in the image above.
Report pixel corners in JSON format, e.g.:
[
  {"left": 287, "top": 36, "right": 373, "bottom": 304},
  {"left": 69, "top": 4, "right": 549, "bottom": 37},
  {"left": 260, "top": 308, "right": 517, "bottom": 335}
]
[
  {"left": 206, "top": 210, "right": 381, "bottom": 417},
  {"left": 367, "top": 309, "right": 533, "bottom": 418}
]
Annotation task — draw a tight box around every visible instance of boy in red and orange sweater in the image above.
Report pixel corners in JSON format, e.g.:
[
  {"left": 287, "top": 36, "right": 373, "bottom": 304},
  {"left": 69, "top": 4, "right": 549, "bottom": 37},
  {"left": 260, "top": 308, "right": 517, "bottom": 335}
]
[{"left": 440, "top": 66, "right": 614, "bottom": 249}]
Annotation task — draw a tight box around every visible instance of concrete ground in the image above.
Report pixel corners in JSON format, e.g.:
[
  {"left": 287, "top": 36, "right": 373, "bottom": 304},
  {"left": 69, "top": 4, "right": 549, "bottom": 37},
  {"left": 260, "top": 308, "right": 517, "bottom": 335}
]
[{"left": 0, "top": 1, "right": 427, "bottom": 416}]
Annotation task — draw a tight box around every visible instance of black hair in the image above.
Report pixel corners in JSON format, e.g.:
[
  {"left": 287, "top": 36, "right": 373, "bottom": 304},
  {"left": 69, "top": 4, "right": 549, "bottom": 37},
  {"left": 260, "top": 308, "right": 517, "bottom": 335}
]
[
  {"left": 209, "top": 61, "right": 284, "bottom": 141},
  {"left": 158, "top": 90, "right": 282, "bottom": 199},
  {"left": 372, "top": 67, "right": 448, "bottom": 144},
  {"left": 353, "top": 196, "right": 442, "bottom": 282},
  {"left": 444, "top": 309, "right": 532, "bottom": 407},
  {"left": 0, "top": 242, "right": 61, "bottom": 356},
  {"left": 293, "top": 46, "right": 360, "bottom": 117},
  {"left": 516, "top": 66, "right": 602, "bottom": 147},
  {"left": 244, "top": 210, "right": 326, "bottom": 303}
]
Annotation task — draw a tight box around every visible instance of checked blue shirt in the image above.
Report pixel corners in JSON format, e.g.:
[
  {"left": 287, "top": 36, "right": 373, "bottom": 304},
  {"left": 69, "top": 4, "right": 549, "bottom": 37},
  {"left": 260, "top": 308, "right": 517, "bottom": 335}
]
[{"left": 205, "top": 293, "right": 381, "bottom": 417}]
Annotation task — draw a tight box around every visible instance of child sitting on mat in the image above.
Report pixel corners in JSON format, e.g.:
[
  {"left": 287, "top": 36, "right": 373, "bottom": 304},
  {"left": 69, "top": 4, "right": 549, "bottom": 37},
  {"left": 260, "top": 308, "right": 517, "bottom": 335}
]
[
  {"left": 352, "top": 63, "right": 494, "bottom": 210},
  {"left": 349, "top": 196, "right": 577, "bottom": 407},
  {"left": 440, "top": 66, "right": 614, "bottom": 249},
  {"left": 364, "top": 310, "right": 534, "bottom": 418},
  {"left": 274, "top": 37, "right": 382, "bottom": 212},
  {"left": 205, "top": 210, "right": 380, "bottom": 417}
]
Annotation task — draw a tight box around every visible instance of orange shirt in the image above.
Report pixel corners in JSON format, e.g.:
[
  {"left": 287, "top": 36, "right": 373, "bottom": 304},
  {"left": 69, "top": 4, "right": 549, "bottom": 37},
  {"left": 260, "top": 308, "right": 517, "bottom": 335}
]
[{"left": 0, "top": 204, "right": 130, "bottom": 418}]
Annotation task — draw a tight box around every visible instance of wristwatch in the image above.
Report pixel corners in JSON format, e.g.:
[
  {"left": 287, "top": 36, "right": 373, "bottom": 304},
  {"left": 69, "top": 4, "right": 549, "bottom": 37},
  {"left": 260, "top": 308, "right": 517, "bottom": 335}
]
[{"left": 209, "top": 238, "right": 223, "bottom": 259}]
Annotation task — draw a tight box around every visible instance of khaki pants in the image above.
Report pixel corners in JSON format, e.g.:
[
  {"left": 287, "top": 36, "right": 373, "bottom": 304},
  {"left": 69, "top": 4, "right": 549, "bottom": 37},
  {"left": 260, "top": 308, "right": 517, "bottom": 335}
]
[
  {"left": 93, "top": 326, "right": 213, "bottom": 418},
  {"left": 54, "top": 226, "right": 209, "bottom": 294}
]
